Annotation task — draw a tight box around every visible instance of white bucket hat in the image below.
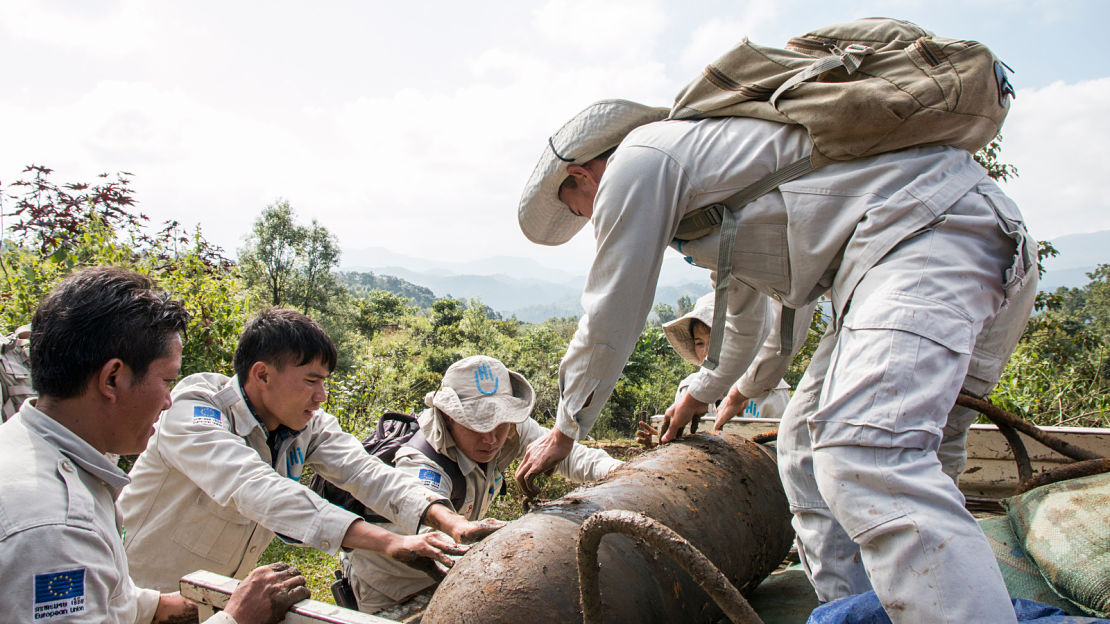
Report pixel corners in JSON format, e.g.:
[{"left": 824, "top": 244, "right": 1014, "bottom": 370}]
[
  {"left": 424, "top": 355, "right": 535, "bottom": 432},
  {"left": 662, "top": 292, "right": 715, "bottom": 366},
  {"left": 517, "top": 99, "right": 669, "bottom": 246}
]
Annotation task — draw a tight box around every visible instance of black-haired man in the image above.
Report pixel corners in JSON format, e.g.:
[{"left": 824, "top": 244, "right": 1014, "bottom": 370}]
[{"left": 120, "top": 308, "right": 501, "bottom": 592}]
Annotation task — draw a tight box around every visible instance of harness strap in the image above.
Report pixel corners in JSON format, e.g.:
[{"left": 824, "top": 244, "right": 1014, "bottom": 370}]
[
  {"left": 700, "top": 157, "right": 814, "bottom": 370},
  {"left": 769, "top": 43, "right": 875, "bottom": 109},
  {"left": 407, "top": 430, "right": 468, "bottom": 512}
]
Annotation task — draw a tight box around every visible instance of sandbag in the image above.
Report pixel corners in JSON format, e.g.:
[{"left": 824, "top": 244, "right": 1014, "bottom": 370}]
[
  {"left": 1004, "top": 472, "right": 1110, "bottom": 617},
  {"left": 980, "top": 515, "right": 1084, "bottom": 614}
]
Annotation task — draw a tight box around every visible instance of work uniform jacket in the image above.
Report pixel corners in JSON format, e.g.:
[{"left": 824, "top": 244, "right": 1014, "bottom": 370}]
[
  {"left": 675, "top": 373, "right": 791, "bottom": 422},
  {"left": 119, "top": 373, "right": 446, "bottom": 592},
  {"left": 0, "top": 402, "right": 235, "bottom": 623},
  {"left": 554, "top": 117, "right": 1031, "bottom": 440},
  {"left": 344, "top": 408, "right": 622, "bottom": 612}
]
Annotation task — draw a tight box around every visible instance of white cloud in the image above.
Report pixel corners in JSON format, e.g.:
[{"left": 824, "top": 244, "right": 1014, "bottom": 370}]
[
  {"left": 998, "top": 78, "right": 1110, "bottom": 241},
  {"left": 678, "top": 4, "right": 782, "bottom": 77},
  {"left": 533, "top": 0, "right": 666, "bottom": 59},
  {"left": 1, "top": 0, "right": 1107, "bottom": 277},
  {"left": 1, "top": 0, "right": 158, "bottom": 56}
]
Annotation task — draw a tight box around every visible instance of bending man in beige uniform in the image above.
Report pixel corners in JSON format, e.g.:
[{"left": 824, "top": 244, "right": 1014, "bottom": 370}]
[
  {"left": 120, "top": 308, "right": 502, "bottom": 592},
  {"left": 342, "top": 355, "right": 622, "bottom": 614},
  {"left": 514, "top": 100, "right": 1037, "bottom": 623},
  {"left": 0, "top": 267, "right": 308, "bottom": 624}
]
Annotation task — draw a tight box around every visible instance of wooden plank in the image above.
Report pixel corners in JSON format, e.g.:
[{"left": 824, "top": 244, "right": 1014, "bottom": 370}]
[{"left": 179, "top": 570, "right": 400, "bottom": 624}]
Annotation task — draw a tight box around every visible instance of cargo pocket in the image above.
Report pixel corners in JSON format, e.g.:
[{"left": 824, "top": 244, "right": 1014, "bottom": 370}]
[
  {"left": 170, "top": 491, "right": 252, "bottom": 566},
  {"left": 979, "top": 183, "right": 1034, "bottom": 300},
  {"left": 809, "top": 291, "right": 974, "bottom": 451}
]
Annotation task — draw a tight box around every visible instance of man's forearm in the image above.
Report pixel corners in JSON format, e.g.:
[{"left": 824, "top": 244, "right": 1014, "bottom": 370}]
[
  {"left": 420, "top": 502, "right": 465, "bottom": 537},
  {"left": 341, "top": 519, "right": 401, "bottom": 553}
]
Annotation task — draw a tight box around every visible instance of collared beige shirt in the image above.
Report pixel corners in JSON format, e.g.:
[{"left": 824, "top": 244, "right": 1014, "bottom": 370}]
[
  {"left": 0, "top": 403, "right": 168, "bottom": 623},
  {"left": 120, "top": 373, "right": 447, "bottom": 592}
]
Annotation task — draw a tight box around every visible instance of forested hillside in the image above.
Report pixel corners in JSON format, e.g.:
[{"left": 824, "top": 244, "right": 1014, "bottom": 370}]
[
  {"left": 2, "top": 155, "right": 1109, "bottom": 440},
  {"left": 338, "top": 270, "right": 436, "bottom": 308}
]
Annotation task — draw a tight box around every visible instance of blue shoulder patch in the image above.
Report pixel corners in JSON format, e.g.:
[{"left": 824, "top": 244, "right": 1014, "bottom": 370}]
[
  {"left": 192, "top": 405, "right": 223, "bottom": 427},
  {"left": 418, "top": 468, "right": 443, "bottom": 490},
  {"left": 34, "top": 569, "right": 86, "bottom": 620}
]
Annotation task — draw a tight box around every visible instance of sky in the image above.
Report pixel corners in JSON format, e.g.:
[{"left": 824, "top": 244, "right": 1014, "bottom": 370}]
[{"left": 2, "top": 0, "right": 1108, "bottom": 275}]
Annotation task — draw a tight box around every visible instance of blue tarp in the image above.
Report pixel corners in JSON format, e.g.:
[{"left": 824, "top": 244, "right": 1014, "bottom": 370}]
[{"left": 807, "top": 591, "right": 1109, "bottom": 624}]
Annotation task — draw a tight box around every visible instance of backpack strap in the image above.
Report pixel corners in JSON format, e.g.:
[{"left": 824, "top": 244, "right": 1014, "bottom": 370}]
[
  {"left": 768, "top": 43, "right": 875, "bottom": 109},
  {"left": 406, "top": 429, "right": 468, "bottom": 513},
  {"left": 677, "top": 156, "right": 814, "bottom": 370}
]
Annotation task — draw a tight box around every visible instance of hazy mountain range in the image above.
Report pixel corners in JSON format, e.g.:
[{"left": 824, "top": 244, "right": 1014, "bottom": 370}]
[{"left": 341, "top": 230, "right": 1110, "bottom": 322}]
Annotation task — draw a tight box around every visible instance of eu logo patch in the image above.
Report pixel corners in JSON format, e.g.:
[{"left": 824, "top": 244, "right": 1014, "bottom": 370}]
[
  {"left": 34, "top": 569, "right": 86, "bottom": 620},
  {"left": 418, "top": 468, "right": 443, "bottom": 490},
  {"left": 192, "top": 405, "right": 222, "bottom": 427}
]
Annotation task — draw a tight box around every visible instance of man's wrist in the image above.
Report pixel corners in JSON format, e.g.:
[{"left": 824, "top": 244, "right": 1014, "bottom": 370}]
[
  {"left": 421, "top": 502, "right": 463, "bottom": 536},
  {"left": 554, "top": 418, "right": 580, "bottom": 441}
]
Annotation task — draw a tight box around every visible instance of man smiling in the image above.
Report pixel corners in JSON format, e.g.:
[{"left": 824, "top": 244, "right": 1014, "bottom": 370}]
[{"left": 119, "top": 308, "right": 501, "bottom": 592}]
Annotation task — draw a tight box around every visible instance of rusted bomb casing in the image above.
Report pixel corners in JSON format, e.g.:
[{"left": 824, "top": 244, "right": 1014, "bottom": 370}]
[{"left": 422, "top": 433, "right": 792, "bottom": 624}]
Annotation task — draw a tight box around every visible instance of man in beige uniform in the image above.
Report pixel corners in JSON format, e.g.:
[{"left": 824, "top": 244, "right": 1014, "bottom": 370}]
[
  {"left": 515, "top": 100, "right": 1037, "bottom": 623},
  {"left": 121, "top": 308, "right": 501, "bottom": 592},
  {"left": 0, "top": 267, "right": 308, "bottom": 624},
  {"left": 342, "top": 356, "right": 622, "bottom": 613}
]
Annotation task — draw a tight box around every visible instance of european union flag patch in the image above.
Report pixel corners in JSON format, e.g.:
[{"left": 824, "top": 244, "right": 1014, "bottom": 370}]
[
  {"left": 192, "top": 405, "right": 222, "bottom": 427},
  {"left": 418, "top": 468, "right": 443, "bottom": 490},
  {"left": 34, "top": 569, "right": 85, "bottom": 620}
]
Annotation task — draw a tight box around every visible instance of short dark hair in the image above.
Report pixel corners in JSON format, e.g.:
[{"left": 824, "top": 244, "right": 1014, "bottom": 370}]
[
  {"left": 690, "top": 318, "right": 710, "bottom": 339},
  {"left": 31, "top": 266, "right": 190, "bottom": 399},
  {"left": 233, "top": 308, "right": 337, "bottom": 380}
]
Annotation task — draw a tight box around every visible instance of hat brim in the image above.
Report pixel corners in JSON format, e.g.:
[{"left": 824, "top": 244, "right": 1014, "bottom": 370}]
[
  {"left": 428, "top": 369, "right": 535, "bottom": 433},
  {"left": 663, "top": 317, "right": 701, "bottom": 366},
  {"left": 662, "top": 292, "right": 716, "bottom": 366},
  {"left": 518, "top": 100, "right": 669, "bottom": 246}
]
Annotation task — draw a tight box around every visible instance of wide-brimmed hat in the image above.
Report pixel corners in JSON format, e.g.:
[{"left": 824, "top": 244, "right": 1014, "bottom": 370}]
[
  {"left": 662, "top": 292, "right": 715, "bottom": 365},
  {"left": 424, "top": 355, "right": 535, "bottom": 432},
  {"left": 517, "top": 99, "right": 669, "bottom": 246}
]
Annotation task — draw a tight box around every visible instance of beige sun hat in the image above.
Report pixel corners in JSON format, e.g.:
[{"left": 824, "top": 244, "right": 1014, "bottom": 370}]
[
  {"left": 424, "top": 355, "right": 535, "bottom": 432},
  {"left": 517, "top": 99, "right": 669, "bottom": 246},
  {"left": 662, "top": 292, "right": 715, "bottom": 366}
]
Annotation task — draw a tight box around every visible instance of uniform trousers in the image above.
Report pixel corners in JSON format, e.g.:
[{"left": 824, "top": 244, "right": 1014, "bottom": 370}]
[{"left": 777, "top": 185, "right": 1037, "bottom": 624}]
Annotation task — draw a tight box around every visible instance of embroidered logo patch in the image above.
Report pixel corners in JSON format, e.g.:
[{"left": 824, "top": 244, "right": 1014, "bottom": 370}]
[
  {"left": 34, "top": 569, "right": 85, "bottom": 620},
  {"left": 418, "top": 468, "right": 443, "bottom": 489},
  {"left": 192, "top": 405, "right": 223, "bottom": 427}
]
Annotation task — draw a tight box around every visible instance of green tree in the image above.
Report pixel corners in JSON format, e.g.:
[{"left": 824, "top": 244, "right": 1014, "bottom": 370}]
[
  {"left": 239, "top": 200, "right": 303, "bottom": 307},
  {"left": 651, "top": 302, "right": 677, "bottom": 325},
  {"left": 292, "top": 219, "right": 342, "bottom": 316},
  {"left": 427, "top": 298, "right": 465, "bottom": 346},
  {"left": 973, "top": 134, "right": 1018, "bottom": 183},
  {"left": 676, "top": 295, "right": 695, "bottom": 316},
  {"left": 355, "top": 290, "right": 415, "bottom": 338},
  {"left": 0, "top": 165, "right": 247, "bottom": 377}
]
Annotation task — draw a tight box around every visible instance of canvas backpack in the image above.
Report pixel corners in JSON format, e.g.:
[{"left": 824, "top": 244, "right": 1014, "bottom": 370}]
[
  {"left": 668, "top": 17, "right": 1016, "bottom": 369},
  {"left": 309, "top": 411, "right": 469, "bottom": 522},
  {"left": 1, "top": 325, "right": 33, "bottom": 422}
]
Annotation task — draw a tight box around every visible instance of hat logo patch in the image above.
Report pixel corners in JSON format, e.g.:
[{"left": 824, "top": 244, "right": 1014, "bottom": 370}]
[{"left": 474, "top": 362, "right": 499, "bottom": 396}]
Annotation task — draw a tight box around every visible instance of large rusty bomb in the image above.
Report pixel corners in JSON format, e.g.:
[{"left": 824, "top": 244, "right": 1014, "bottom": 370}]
[{"left": 422, "top": 433, "right": 792, "bottom": 623}]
